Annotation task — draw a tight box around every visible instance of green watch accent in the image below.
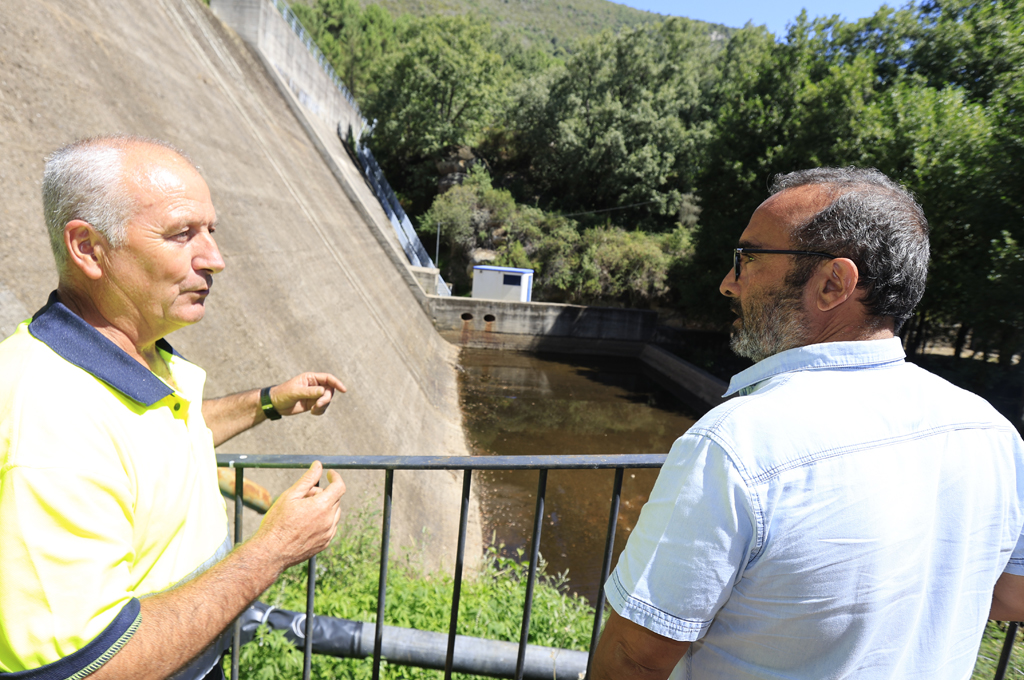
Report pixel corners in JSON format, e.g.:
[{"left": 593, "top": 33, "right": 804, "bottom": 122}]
[{"left": 260, "top": 386, "right": 282, "bottom": 420}]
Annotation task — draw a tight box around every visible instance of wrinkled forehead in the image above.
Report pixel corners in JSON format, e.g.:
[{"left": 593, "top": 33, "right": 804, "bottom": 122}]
[{"left": 119, "top": 144, "right": 212, "bottom": 215}]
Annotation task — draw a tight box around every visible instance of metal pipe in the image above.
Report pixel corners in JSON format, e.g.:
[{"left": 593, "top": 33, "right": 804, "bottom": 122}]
[
  {"left": 445, "top": 470, "right": 472, "bottom": 680},
  {"left": 373, "top": 469, "right": 394, "bottom": 680},
  {"left": 995, "top": 621, "right": 1019, "bottom": 680},
  {"left": 516, "top": 469, "right": 547, "bottom": 680},
  {"left": 239, "top": 602, "right": 588, "bottom": 680},
  {"left": 588, "top": 467, "right": 624, "bottom": 676},
  {"left": 231, "top": 466, "right": 243, "bottom": 680}
]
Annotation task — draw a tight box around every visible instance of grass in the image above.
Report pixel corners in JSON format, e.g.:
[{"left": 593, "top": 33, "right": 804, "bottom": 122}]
[
  {"left": 974, "top": 621, "right": 1024, "bottom": 679},
  {"left": 226, "top": 507, "right": 597, "bottom": 679}
]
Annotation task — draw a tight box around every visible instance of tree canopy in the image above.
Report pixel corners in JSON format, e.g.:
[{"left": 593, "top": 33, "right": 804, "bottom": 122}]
[{"left": 293, "top": 0, "right": 1024, "bottom": 364}]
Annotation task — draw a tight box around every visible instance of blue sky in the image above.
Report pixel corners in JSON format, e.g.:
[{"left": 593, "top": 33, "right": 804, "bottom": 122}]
[{"left": 615, "top": 0, "right": 901, "bottom": 37}]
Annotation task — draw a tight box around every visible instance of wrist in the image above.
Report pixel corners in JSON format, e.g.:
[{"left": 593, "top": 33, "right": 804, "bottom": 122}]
[{"left": 260, "top": 386, "right": 282, "bottom": 421}]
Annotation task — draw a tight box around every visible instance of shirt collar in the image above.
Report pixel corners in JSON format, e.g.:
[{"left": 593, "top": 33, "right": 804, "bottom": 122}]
[
  {"left": 724, "top": 337, "right": 906, "bottom": 397},
  {"left": 28, "top": 291, "right": 180, "bottom": 406}
]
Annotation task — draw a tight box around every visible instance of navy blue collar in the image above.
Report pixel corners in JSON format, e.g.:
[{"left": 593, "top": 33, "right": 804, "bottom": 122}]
[{"left": 28, "top": 291, "right": 179, "bottom": 406}]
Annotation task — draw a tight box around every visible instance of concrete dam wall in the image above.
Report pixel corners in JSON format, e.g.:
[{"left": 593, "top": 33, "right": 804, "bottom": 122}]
[{"left": 0, "top": 0, "right": 478, "bottom": 567}]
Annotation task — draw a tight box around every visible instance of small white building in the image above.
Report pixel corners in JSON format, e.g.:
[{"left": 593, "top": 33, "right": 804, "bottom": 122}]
[{"left": 471, "top": 265, "right": 534, "bottom": 302}]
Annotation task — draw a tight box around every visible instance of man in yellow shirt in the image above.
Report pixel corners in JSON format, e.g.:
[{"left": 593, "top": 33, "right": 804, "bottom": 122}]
[{"left": 0, "top": 136, "right": 348, "bottom": 679}]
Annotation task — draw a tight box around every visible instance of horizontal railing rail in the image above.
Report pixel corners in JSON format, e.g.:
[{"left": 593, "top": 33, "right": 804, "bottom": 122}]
[{"left": 218, "top": 453, "right": 667, "bottom": 680}]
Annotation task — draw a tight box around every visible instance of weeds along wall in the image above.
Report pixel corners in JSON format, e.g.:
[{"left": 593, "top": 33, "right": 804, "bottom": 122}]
[{"left": 0, "top": 0, "right": 479, "bottom": 569}]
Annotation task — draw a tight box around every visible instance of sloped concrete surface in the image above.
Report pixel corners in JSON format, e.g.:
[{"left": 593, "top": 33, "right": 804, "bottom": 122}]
[{"left": 0, "top": 0, "right": 478, "bottom": 568}]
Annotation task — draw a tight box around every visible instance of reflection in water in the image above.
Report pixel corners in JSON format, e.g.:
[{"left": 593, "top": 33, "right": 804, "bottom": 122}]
[{"left": 459, "top": 349, "right": 702, "bottom": 605}]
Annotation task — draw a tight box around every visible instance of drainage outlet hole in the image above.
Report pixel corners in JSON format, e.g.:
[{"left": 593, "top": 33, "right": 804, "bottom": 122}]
[
  {"left": 484, "top": 314, "right": 496, "bottom": 322},
  {"left": 461, "top": 313, "right": 473, "bottom": 321}
]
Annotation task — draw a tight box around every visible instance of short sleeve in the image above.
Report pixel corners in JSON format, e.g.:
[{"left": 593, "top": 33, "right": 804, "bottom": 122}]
[
  {"left": 0, "top": 385, "right": 138, "bottom": 672},
  {"left": 1004, "top": 528, "right": 1024, "bottom": 576},
  {"left": 604, "top": 433, "right": 757, "bottom": 642}
]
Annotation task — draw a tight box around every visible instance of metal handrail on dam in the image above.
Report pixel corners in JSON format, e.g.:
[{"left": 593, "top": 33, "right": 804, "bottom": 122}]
[
  {"left": 219, "top": 453, "right": 667, "bottom": 680},
  {"left": 219, "top": 454, "right": 1024, "bottom": 680}
]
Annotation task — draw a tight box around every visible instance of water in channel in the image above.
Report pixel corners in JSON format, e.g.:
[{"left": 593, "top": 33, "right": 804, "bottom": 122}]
[{"left": 458, "top": 348, "right": 703, "bottom": 606}]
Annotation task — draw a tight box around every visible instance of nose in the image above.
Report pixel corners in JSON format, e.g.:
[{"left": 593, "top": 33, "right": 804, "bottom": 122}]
[
  {"left": 195, "top": 230, "right": 226, "bottom": 275},
  {"left": 720, "top": 265, "right": 738, "bottom": 298}
]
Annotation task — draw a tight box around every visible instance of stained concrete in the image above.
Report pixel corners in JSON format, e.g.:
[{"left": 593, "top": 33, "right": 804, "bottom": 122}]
[{"left": 0, "top": 0, "right": 478, "bottom": 570}]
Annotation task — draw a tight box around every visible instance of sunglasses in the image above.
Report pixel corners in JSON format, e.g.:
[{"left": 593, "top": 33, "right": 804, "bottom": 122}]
[{"left": 733, "top": 248, "right": 838, "bottom": 281}]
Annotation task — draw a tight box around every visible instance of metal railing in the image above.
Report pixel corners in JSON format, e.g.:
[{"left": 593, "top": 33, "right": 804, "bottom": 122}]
[
  {"left": 268, "top": 0, "right": 362, "bottom": 118},
  {"left": 220, "top": 453, "right": 666, "bottom": 680}
]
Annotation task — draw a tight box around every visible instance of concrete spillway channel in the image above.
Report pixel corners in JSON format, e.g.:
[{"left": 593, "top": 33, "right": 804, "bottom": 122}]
[{"left": 240, "top": 602, "right": 588, "bottom": 679}]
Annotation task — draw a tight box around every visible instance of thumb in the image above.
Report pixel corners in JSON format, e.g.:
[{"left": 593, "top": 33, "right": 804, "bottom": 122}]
[{"left": 289, "top": 461, "right": 323, "bottom": 497}]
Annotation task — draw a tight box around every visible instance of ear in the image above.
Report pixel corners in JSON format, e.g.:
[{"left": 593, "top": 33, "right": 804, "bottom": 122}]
[
  {"left": 815, "top": 257, "right": 860, "bottom": 312},
  {"left": 64, "top": 220, "right": 107, "bottom": 281}
]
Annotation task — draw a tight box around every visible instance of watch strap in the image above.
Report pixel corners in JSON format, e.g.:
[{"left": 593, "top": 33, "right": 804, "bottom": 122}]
[{"left": 260, "top": 386, "right": 282, "bottom": 421}]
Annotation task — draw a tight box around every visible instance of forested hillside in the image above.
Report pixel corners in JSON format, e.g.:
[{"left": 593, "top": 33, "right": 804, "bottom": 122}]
[
  {"left": 291, "top": 0, "right": 1024, "bottom": 376},
  {"left": 355, "top": 0, "right": 732, "bottom": 54}
]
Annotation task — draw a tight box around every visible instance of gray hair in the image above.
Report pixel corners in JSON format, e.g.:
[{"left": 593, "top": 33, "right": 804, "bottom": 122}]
[
  {"left": 42, "top": 135, "right": 193, "bottom": 276},
  {"left": 771, "top": 167, "right": 930, "bottom": 329}
]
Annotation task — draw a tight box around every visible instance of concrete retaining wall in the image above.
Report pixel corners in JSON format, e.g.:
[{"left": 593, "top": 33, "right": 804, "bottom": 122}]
[
  {"left": 639, "top": 345, "right": 729, "bottom": 409},
  {"left": 433, "top": 297, "right": 656, "bottom": 348}
]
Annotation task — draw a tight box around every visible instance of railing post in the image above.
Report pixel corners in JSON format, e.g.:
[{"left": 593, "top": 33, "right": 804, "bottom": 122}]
[
  {"left": 516, "top": 469, "right": 548, "bottom": 680},
  {"left": 444, "top": 470, "right": 473, "bottom": 680},
  {"left": 231, "top": 465, "right": 244, "bottom": 680},
  {"left": 302, "top": 476, "right": 321, "bottom": 680},
  {"left": 373, "top": 470, "right": 394, "bottom": 680},
  {"left": 995, "top": 621, "right": 1019, "bottom": 680},
  {"left": 587, "top": 467, "right": 624, "bottom": 677}
]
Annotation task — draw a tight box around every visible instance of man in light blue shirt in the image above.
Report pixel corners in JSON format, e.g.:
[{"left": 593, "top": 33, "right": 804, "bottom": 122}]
[{"left": 593, "top": 167, "right": 1024, "bottom": 679}]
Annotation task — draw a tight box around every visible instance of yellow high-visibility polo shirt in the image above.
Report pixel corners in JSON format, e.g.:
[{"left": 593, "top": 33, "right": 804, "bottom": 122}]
[{"left": 0, "top": 293, "right": 231, "bottom": 676}]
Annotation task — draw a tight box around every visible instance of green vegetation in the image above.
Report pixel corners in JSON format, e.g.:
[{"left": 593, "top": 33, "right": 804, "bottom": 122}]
[
  {"left": 290, "top": 0, "right": 1024, "bottom": 379},
  {"left": 422, "top": 167, "right": 690, "bottom": 305},
  {"left": 227, "top": 508, "right": 597, "bottom": 679},
  {"left": 354, "top": 0, "right": 731, "bottom": 56},
  {"left": 973, "top": 621, "right": 1024, "bottom": 678}
]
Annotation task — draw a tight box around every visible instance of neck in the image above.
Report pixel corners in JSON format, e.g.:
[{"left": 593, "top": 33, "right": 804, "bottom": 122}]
[
  {"left": 811, "top": 314, "right": 895, "bottom": 345},
  {"left": 56, "top": 283, "right": 165, "bottom": 375}
]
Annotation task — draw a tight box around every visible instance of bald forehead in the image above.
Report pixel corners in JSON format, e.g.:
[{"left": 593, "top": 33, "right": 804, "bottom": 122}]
[
  {"left": 758, "top": 184, "right": 837, "bottom": 230},
  {"left": 119, "top": 143, "right": 207, "bottom": 202}
]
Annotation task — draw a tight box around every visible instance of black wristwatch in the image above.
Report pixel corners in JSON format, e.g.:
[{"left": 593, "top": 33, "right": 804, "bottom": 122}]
[{"left": 260, "top": 386, "right": 282, "bottom": 421}]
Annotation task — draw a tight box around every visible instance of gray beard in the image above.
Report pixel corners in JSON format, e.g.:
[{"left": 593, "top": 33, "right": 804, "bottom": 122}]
[{"left": 730, "top": 287, "right": 811, "bottom": 363}]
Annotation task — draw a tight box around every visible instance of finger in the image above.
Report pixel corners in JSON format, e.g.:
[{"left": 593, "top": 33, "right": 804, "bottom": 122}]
[
  {"left": 289, "top": 461, "right": 323, "bottom": 496},
  {"left": 321, "top": 373, "right": 347, "bottom": 393},
  {"left": 322, "top": 472, "right": 346, "bottom": 501},
  {"left": 312, "top": 388, "right": 335, "bottom": 414},
  {"left": 288, "top": 385, "right": 327, "bottom": 403}
]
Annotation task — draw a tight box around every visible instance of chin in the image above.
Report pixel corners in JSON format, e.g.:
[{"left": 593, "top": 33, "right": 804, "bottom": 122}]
[{"left": 171, "top": 304, "right": 208, "bottom": 327}]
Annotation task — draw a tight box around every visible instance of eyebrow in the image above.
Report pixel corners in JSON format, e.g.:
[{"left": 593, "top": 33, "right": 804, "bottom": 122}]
[{"left": 736, "top": 240, "right": 762, "bottom": 249}]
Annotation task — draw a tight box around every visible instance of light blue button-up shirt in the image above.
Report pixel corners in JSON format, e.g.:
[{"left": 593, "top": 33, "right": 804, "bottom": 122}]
[{"left": 606, "top": 338, "right": 1024, "bottom": 679}]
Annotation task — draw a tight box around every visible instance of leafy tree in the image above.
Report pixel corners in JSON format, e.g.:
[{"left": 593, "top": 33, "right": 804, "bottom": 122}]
[
  {"left": 364, "top": 14, "right": 510, "bottom": 214},
  {"left": 506, "top": 18, "right": 719, "bottom": 231},
  {"left": 291, "top": 0, "right": 402, "bottom": 102}
]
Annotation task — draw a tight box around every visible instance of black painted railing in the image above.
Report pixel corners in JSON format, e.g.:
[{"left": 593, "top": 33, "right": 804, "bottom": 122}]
[
  {"left": 219, "top": 453, "right": 1024, "bottom": 679},
  {"left": 218, "top": 453, "right": 667, "bottom": 680}
]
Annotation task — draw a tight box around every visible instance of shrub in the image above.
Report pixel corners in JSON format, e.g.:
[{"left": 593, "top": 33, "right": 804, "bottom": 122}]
[{"left": 228, "top": 507, "right": 598, "bottom": 679}]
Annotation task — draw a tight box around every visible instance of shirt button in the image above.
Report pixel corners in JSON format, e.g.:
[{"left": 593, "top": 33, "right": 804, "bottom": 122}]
[{"left": 174, "top": 402, "right": 181, "bottom": 411}]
